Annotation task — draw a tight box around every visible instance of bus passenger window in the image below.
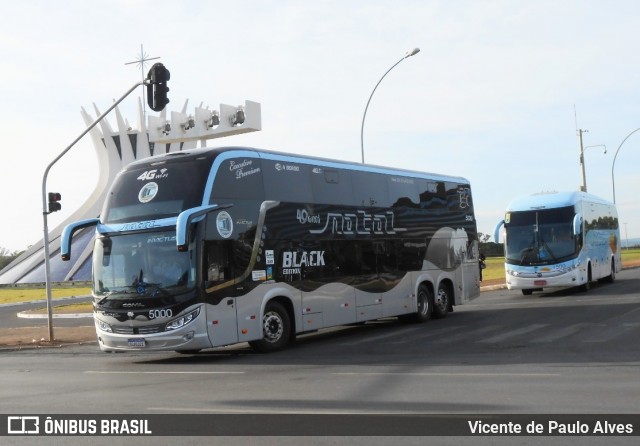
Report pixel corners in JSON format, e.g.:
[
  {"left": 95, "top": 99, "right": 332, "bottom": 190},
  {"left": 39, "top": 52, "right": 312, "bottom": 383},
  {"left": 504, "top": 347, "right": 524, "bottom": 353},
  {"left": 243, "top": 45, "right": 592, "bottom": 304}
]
[{"left": 206, "top": 243, "right": 230, "bottom": 282}]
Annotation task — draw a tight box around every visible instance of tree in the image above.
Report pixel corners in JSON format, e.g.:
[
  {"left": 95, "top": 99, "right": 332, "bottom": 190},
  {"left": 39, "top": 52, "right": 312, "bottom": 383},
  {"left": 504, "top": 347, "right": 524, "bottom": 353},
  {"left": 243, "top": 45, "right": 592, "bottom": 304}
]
[
  {"left": 477, "top": 233, "right": 504, "bottom": 257},
  {"left": 0, "top": 247, "right": 23, "bottom": 271}
]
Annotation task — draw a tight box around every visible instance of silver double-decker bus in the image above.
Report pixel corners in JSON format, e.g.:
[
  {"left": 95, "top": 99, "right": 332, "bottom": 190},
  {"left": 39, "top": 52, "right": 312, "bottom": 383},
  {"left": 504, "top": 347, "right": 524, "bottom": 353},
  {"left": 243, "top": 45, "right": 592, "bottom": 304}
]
[{"left": 62, "top": 147, "right": 481, "bottom": 353}]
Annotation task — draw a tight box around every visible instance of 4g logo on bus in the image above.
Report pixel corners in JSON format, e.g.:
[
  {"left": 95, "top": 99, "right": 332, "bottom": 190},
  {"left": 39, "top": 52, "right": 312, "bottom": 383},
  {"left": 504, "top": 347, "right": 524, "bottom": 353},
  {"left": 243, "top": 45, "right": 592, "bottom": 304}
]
[{"left": 137, "top": 169, "right": 169, "bottom": 181}]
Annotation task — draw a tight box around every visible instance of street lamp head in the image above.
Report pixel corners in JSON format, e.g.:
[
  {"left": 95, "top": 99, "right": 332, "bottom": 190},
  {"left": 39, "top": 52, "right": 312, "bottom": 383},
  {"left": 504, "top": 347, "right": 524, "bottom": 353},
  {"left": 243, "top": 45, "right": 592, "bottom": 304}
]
[
  {"left": 406, "top": 48, "right": 420, "bottom": 58},
  {"left": 360, "top": 47, "right": 421, "bottom": 163}
]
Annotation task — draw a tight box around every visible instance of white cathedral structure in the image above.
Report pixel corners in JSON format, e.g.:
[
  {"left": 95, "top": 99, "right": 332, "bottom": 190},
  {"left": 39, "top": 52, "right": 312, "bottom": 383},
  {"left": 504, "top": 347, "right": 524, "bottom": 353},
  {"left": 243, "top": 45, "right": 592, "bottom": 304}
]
[{"left": 0, "top": 99, "right": 261, "bottom": 284}]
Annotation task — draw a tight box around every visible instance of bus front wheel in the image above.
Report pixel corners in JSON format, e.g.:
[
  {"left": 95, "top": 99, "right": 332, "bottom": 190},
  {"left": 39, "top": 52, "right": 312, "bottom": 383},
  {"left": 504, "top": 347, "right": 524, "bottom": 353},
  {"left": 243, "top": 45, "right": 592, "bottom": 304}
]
[
  {"left": 579, "top": 265, "right": 592, "bottom": 292},
  {"left": 249, "top": 301, "right": 292, "bottom": 353}
]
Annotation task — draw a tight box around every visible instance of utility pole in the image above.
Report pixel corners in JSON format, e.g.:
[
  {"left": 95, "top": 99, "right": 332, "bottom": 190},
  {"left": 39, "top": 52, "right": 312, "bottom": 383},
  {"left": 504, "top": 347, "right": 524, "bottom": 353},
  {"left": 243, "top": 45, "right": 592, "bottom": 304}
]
[{"left": 578, "top": 129, "right": 588, "bottom": 192}]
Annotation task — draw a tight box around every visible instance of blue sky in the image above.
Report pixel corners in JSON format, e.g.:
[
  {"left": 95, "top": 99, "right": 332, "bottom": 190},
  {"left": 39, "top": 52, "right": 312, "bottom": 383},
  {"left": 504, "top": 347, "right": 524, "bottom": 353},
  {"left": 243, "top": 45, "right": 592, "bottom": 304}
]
[{"left": 1, "top": 0, "right": 639, "bottom": 252}]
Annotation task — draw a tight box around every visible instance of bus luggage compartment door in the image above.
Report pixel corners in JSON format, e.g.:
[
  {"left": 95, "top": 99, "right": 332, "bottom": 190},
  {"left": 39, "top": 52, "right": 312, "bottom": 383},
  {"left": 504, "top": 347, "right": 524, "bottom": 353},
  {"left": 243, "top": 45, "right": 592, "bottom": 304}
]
[{"left": 206, "top": 297, "right": 239, "bottom": 347}]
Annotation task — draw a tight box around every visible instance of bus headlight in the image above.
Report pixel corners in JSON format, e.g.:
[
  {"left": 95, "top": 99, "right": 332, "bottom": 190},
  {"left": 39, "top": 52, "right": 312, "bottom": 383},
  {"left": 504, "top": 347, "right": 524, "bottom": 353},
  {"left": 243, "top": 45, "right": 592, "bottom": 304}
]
[
  {"left": 165, "top": 308, "right": 200, "bottom": 332},
  {"left": 96, "top": 319, "right": 113, "bottom": 333}
]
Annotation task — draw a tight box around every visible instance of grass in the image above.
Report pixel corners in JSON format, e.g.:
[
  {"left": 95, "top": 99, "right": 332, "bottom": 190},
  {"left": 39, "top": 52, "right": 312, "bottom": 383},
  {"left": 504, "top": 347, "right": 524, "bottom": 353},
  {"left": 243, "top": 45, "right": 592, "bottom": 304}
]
[
  {"left": 0, "top": 286, "right": 91, "bottom": 305},
  {"left": 622, "top": 248, "right": 640, "bottom": 264},
  {"left": 482, "top": 256, "right": 505, "bottom": 282}
]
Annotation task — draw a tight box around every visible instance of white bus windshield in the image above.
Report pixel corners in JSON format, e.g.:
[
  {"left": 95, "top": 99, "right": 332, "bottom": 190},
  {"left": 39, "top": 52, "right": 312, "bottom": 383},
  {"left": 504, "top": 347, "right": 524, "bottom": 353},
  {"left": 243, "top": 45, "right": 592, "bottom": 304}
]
[
  {"left": 93, "top": 231, "right": 195, "bottom": 298},
  {"left": 505, "top": 206, "right": 578, "bottom": 265}
]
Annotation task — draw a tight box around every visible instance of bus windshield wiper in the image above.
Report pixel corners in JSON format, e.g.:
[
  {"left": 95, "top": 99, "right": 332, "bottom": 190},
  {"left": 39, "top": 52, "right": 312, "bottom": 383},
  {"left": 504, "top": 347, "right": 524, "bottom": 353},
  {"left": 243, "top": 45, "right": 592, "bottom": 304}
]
[{"left": 539, "top": 236, "right": 557, "bottom": 261}]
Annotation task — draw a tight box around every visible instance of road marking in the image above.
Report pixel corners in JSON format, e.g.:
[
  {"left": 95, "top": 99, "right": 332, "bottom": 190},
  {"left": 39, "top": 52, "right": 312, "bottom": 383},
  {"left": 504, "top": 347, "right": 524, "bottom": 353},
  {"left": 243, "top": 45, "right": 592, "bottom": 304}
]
[
  {"left": 84, "top": 371, "right": 244, "bottom": 375},
  {"left": 339, "top": 326, "right": 423, "bottom": 346},
  {"left": 382, "top": 325, "right": 462, "bottom": 345},
  {"left": 440, "top": 325, "right": 502, "bottom": 343},
  {"left": 477, "top": 324, "right": 548, "bottom": 343},
  {"left": 530, "top": 323, "right": 591, "bottom": 343},
  {"left": 147, "top": 407, "right": 449, "bottom": 414},
  {"left": 332, "top": 372, "right": 559, "bottom": 377},
  {"left": 583, "top": 322, "right": 640, "bottom": 343}
]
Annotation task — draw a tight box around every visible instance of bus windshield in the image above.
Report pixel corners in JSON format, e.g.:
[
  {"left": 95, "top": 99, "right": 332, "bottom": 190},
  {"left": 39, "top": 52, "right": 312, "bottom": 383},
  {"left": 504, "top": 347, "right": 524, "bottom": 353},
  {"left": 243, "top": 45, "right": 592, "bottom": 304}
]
[
  {"left": 93, "top": 231, "right": 195, "bottom": 298},
  {"left": 102, "top": 159, "right": 212, "bottom": 224},
  {"left": 505, "top": 206, "right": 578, "bottom": 265}
]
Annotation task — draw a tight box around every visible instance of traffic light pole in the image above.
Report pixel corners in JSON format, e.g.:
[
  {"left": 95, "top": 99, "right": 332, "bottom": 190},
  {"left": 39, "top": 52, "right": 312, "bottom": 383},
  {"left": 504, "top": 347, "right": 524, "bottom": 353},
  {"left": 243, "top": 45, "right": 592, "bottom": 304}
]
[{"left": 41, "top": 80, "right": 146, "bottom": 342}]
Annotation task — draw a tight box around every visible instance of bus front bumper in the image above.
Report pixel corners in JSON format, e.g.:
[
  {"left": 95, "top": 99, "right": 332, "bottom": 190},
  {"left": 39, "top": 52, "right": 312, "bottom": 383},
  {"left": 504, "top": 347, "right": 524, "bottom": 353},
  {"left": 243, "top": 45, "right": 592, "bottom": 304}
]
[
  {"left": 506, "top": 268, "right": 583, "bottom": 291},
  {"left": 94, "top": 309, "right": 212, "bottom": 352}
]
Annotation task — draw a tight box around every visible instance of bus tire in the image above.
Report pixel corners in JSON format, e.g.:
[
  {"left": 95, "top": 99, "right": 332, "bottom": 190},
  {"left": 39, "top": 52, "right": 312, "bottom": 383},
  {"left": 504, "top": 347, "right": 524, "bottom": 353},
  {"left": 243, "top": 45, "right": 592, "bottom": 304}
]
[
  {"left": 604, "top": 259, "right": 616, "bottom": 283},
  {"left": 249, "top": 301, "right": 291, "bottom": 353},
  {"left": 579, "top": 265, "right": 592, "bottom": 292},
  {"left": 433, "top": 282, "right": 450, "bottom": 319},
  {"left": 414, "top": 284, "right": 434, "bottom": 323}
]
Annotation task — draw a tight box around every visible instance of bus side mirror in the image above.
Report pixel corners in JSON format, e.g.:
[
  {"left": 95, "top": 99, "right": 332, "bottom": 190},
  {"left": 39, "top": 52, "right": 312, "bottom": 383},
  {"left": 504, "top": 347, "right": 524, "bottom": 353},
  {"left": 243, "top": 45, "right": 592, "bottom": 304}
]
[
  {"left": 493, "top": 220, "right": 504, "bottom": 244},
  {"left": 572, "top": 213, "right": 582, "bottom": 236},
  {"left": 61, "top": 218, "right": 99, "bottom": 260}
]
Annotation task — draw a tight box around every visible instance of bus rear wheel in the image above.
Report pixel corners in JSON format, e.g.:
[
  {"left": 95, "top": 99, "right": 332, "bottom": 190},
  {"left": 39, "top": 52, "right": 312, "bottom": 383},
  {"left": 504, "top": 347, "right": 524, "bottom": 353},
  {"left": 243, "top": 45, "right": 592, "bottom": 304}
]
[
  {"left": 604, "top": 259, "right": 616, "bottom": 283},
  {"left": 433, "top": 283, "right": 450, "bottom": 319},
  {"left": 249, "top": 301, "right": 292, "bottom": 353}
]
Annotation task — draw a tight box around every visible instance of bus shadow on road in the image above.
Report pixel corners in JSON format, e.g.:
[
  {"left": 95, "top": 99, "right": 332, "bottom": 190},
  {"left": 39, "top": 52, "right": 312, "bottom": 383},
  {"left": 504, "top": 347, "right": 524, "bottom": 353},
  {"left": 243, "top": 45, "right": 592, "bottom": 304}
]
[{"left": 136, "top": 294, "right": 640, "bottom": 368}]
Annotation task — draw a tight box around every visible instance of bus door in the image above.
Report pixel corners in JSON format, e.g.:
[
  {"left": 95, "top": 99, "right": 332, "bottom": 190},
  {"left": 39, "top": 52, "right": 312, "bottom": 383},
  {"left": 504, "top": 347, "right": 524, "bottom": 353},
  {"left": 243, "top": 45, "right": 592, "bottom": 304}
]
[
  {"left": 203, "top": 241, "right": 239, "bottom": 347},
  {"left": 458, "top": 260, "right": 480, "bottom": 303}
]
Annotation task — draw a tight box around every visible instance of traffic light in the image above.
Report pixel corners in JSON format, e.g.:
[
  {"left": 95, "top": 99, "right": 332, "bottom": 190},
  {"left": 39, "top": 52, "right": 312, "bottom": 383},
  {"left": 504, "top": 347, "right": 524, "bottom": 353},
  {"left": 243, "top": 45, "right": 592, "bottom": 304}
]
[
  {"left": 48, "top": 192, "right": 62, "bottom": 213},
  {"left": 146, "top": 63, "right": 170, "bottom": 112}
]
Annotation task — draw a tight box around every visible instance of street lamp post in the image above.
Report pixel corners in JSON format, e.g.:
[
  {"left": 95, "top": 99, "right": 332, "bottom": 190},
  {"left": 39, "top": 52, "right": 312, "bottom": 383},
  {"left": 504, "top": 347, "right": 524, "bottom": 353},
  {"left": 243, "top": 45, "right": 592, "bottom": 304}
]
[
  {"left": 360, "top": 48, "right": 420, "bottom": 164},
  {"left": 611, "top": 127, "right": 640, "bottom": 204}
]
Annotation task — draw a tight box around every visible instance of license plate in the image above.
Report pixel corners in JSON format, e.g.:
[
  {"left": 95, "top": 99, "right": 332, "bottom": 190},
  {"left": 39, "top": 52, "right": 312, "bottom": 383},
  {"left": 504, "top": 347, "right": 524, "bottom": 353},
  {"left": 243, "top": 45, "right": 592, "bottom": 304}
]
[
  {"left": 127, "top": 338, "right": 146, "bottom": 348},
  {"left": 534, "top": 280, "right": 547, "bottom": 286}
]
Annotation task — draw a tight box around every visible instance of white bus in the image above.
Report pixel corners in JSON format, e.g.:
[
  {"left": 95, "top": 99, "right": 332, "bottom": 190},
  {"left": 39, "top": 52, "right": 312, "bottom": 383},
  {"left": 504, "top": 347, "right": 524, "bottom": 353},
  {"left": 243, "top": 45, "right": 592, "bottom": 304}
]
[
  {"left": 62, "top": 147, "right": 481, "bottom": 353},
  {"left": 493, "top": 191, "right": 621, "bottom": 295}
]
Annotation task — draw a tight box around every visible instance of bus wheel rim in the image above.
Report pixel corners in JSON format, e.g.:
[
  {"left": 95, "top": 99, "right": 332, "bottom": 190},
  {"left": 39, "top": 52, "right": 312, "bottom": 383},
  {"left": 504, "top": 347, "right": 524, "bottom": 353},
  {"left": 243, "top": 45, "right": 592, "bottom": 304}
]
[
  {"left": 436, "top": 288, "right": 448, "bottom": 311},
  {"left": 263, "top": 312, "right": 283, "bottom": 342}
]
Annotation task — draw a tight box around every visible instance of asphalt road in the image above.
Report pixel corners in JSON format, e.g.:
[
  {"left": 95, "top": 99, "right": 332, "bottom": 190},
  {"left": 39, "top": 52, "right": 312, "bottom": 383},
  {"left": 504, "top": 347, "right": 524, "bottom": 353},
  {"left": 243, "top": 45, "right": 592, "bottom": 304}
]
[{"left": 1, "top": 269, "right": 639, "bottom": 446}]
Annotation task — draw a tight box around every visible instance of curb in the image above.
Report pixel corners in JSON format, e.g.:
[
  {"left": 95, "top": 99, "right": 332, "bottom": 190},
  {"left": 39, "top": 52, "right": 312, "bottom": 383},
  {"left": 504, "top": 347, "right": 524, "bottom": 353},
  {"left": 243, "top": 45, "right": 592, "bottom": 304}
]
[{"left": 480, "top": 284, "right": 507, "bottom": 291}]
